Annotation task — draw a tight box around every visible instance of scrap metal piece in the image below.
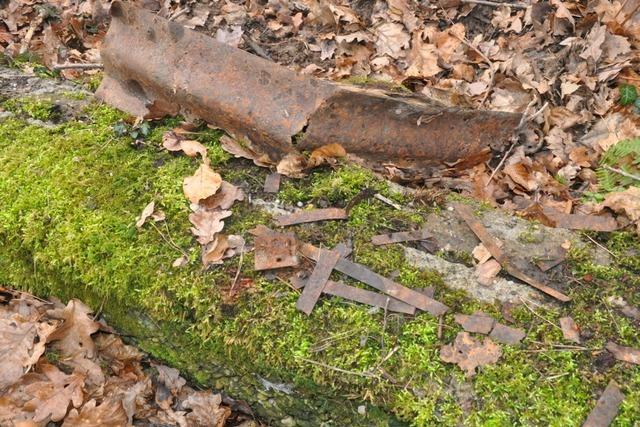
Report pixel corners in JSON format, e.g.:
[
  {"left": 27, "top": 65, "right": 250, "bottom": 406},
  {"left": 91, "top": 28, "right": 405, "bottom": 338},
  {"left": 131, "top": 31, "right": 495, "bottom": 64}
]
[
  {"left": 371, "top": 230, "right": 432, "bottom": 246},
  {"left": 582, "top": 381, "right": 625, "bottom": 427},
  {"left": 296, "top": 249, "right": 340, "bottom": 315},
  {"left": 275, "top": 208, "right": 348, "bottom": 226},
  {"left": 300, "top": 243, "right": 449, "bottom": 316},
  {"left": 455, "top": 203, "right": 571, "bottom": 302},
  {"left": 489, "top": 323, "right": 525, "bottom": 345},
  {"left": 559, "top": 316, "right": 581, "bottom": 344},
  {"left": 263, "top": 172, "right": 281, "bottom": 193},
  {"left": 97, "top": 3, "right": 522, "bottom": 170},
  {"left": 454, "top": 313, "right": 495, "bottom": 334},
  {"left": 291, "top": 277, "right": 416, "bottom": 315},
  {"left": 542, "top": 207, "right": 618, "bottom": 232},
  {"left": 254, "top": 231, "right": 298, "bottom": 271},
  {"left": 605, "top": 341, "right": 640, "bottom": 365}
]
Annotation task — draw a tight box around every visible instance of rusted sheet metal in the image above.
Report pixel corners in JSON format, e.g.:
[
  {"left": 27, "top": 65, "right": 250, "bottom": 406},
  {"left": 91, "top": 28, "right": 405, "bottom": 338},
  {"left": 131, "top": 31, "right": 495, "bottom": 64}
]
[
  {"left": 291, "top": 277, "right": 416, "bottom": 315},
  {"left": 296, "top": 249, "right": 340, "bottom": 315},
  {"left": 582, "top": 381, "right": 625, "bottom": 427},
  {"left": 606, "top": 341, "right": 640, "bottom": 365},
  {"left": 454, "top": 313, "right": 495, "bottom": 335},
  {"left": 97, "top": 2, "right": 522, "bottom": 170},
  {"left": 455, "top": 203, "right": 571, "bottom": 302},
  {"left": 488, "top": 322, "right": 525, "bottom": 345},
  {"left": 542, "top": 207, "right": 618, "bottom": 232},
  {"left": 371, "top": 230, "right": 432, "bottom": 246},
  {"left": 275, "top": 208, "right": 348, "bottom": 227},
  {"left": 300, "top": 243, "right": 448, "bottom": 316},
  {"left": 263, "top": 173, "right": 281, "bottom": 193},
  {"left": 254, "top": 231, "right": 298, "bottom": 271}
]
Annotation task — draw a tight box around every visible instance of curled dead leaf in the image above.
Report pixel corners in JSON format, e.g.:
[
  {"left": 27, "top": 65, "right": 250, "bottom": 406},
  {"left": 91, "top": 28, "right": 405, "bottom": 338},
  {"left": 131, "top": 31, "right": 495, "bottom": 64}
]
[
  {"left": 189, "top": 209, "right": 233, "bottom": 245},
  {"left": 162, "top": 131, "right": 208, "bottom": 158},
  {"left": 307, "top": 143, "right": 347, "bottom": 167}
]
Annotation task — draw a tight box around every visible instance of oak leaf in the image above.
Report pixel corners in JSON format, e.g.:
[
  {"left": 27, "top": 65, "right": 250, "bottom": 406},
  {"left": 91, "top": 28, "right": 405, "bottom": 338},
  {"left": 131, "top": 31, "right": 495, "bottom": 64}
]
[{"left": 183, "top": 163, "right": 223, "bottom": 204}]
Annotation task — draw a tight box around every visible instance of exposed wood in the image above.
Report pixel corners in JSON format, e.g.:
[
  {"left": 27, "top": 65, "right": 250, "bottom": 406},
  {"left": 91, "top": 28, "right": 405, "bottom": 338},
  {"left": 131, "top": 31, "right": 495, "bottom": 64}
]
[
  {"left": 455, "top": 203, "right": 571, "bottom": 302},
  {"left": 300, "top": 243, "right": 448, "bottom": 316},
  {"left": 275, "top": 208, "right": 348, "bottom": 226},
  {"left": 295, "top": 249, "right": 340, "bottom": 315},
  {"left": 371, "top": 230, "right": 432, "bottom": 246}
]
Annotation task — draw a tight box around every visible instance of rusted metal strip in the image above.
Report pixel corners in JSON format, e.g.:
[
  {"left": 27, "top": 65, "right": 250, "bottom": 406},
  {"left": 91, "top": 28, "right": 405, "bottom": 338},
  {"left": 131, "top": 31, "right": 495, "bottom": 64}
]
[
  {"left": 291, "top": 277, "right": 416, "bottom": 315},
  {"left": 582, "top": 381, "right": 625, "bottom": 427},
  {"left": 97, "top": 3, "right": 522, "bottom": 171},
  {"left": 254, "top": 231, "right": 298, "bottom": 271},
  {"left": 455, "top": 204, "right": 571, "bottom": 302},
  {"left": 295, "top": 249, "right": 340, "bottom": 315},
  {"left": 605, "top": 342, "right": 640, "bottom": 365},
  {"left": 542, "top": 207, "right": 618, "bottom": 232},
  {"left": 275, "top": 208, "right": 348, "bottom": 227},
  {"left": 371, "top": 230, "right": 432, "bottom": 246},
  {"left": 263, "top": 172, "right": 281, "bottom": 193},
  {"left": 300, "top": 243, "right": 448, "bottom": 316}
]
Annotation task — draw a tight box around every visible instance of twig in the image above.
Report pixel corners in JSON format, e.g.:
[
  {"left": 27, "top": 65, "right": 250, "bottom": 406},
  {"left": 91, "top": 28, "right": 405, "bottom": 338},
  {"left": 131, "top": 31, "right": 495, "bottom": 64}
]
[
  {"left": 461, "top": 0, "right": 529, "bottom": 9},
  {"left": 297, "top": 357, "right": 377, "bottom": 378},
  {"left": 243, "top": 35, "right": 272, "bottom": 61},
  {"left": 150, "top": 222, "right": 189, "bottom": 258},
  {"left": 451, "top": 33, "right": 495, "bottom": 106},
  {"left": 603, "top": 165, "right": 640, "bottom": 182},
  {"left": 381, "top": 297, "right": 390, "bottom": 351},
  {"left": 584, "top": 234, "right": 617, "bottom": 259},
  {"left": 374, "top": 193, "right": 402, "bottom": 210},
  {"left": 53, "top": 63, "right": 104, "bottom": 71},
  {"left": 167, "top": 7, "right": 188, "bottom": 21},
  {"left": 519, "top": 296, "right": 562, "bottom": 331},
  {"left": 437, "top": 315, "right": 444, "bottom": 340},
  {"left": 20, "top": 13, "right": 44, "bottom": 55},
  {"left": 485, "top": 101, "right": 547, "bottom": 186},
  {"left": 229, "top": 249, "right": 245, "bottom": 294}
]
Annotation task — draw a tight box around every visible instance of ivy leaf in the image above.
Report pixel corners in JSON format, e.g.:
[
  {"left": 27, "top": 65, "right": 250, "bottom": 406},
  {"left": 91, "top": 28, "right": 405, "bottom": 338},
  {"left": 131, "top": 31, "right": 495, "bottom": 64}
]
[{"left": 619, "top": 84, "right": 637, "bottom": 106}]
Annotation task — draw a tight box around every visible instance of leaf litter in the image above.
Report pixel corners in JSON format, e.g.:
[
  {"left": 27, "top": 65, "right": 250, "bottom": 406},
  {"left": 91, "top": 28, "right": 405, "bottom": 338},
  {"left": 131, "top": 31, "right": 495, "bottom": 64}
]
[{"left": 0, "top": 287, "right": 255, "bottom": 426}]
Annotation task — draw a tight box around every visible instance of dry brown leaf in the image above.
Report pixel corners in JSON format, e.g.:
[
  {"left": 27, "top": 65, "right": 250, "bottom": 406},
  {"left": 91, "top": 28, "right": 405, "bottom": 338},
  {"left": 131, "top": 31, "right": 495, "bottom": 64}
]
[
  {"left": 135, "top": 201, "right": 164, "bottom": 228},
  {"left": 182, "top": 392, "right": 231, "bottom": 427},
  {"left": 162, "top": 131, "right": 208, "bottom": 158},
  {"left": 47, "top": 300, "right": 99, "bottom": 359},
  {"left": 23, "top": 363, "right": 85, "bottom": 423},
  {"left": 215, "top": 25, "right": 243, "bottom": 48},
  {"left": 596, "top": 186, "right": 640, "bottom": 233},
  {"left": 183, "top": 163, "right": 223, "bottom": 204},
  {"left": 172, "top": 255, "right": 189, "bottom": 268},
  {"left": 201, "top": 234, "right": 245, "bottom": 267},
  {"left": 559, "top": 316, "right": 580, "bottom": 344},
  {"left": 375, "top": 22, "right": 410, "bottom": 59},
  {"left": 199, "top": 181, "right": 245, "bottom": 210},
  {"left": 580, "top": 113, "right": 639, "bottom": 152},
  {"left": 307, "top": 143, "right": 347, "bottom": 167},
  {"left": 406, "top": 32, "right": 442, "bottom": 78},
  {"left": 218, "top": 135, "right": 272, "bottom": 167},
  {"left": 62, "top": 399, "right": 128, "bottom": 427},
  {"left": 276, "top": 153, "right": 307, "bottom": 178},
  {"left": 189, "top": 209, "right": 233, "bottom": 245},
  {"left": 606, "top": 342, "right": 640, "bottom": 365},
  {"left": 440, "top": 332, "right": 502, "bottom": 376}
]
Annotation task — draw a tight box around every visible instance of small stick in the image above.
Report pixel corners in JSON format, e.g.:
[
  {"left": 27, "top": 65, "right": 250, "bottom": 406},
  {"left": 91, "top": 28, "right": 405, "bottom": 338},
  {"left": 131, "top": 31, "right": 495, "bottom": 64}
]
[
  {"left": 229, "top": 248, "right": 245, "bottom": 294},
  {"left": 461, "top": 0, "right": 529, "bottom": 9},
  {"left": 519, "top": 297, "right": 562, "bottom": 330},
  {"left": 167, "top": 7, "right": 188, "bottom": 21},
  {"left": 243, "top": 35, "right": 272, "bottom": 61},
  {"left": 437, "top": 315, "right": 444, "bottom": 340},
  {"left": 374, "top": 193, "right": 402, "bottom": 210},
  {"left": 584, "top": 234, "right": 617, "bottom": 259},
  {"left": 603, "top": 165, "right": 640, "bottom": 182},
  {"left": 52, "top": 63, "right": 104, "bottom": 71}
]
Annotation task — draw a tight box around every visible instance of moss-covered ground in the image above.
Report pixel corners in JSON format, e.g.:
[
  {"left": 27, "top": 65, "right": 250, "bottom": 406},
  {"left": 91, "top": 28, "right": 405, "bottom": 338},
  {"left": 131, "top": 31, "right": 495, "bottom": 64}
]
[{"left": 0, "top": 96, "right": 639, "bottom": 426}]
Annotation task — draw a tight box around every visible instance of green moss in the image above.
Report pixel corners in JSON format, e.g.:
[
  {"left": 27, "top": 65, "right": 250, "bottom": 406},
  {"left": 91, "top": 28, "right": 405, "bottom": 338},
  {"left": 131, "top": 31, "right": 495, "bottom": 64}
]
[
  {"left": 342, "top": 76, "right": 411, "bottom": 93},
  {"left": 2, "top": 97, "right": 58, "bottom": 121},
  {"left": 1, "top": 103, "right": 639, "bottom": 426}
]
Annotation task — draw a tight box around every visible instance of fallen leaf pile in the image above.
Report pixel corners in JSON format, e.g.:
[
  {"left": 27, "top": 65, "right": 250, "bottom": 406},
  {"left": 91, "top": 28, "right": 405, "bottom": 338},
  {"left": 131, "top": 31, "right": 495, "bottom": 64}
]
[
  {"left": 0, "top": 287, "right": 255, "bottom": 426},
  {"left": 4, "top": 0, "right": 640, "bottom": 231}
]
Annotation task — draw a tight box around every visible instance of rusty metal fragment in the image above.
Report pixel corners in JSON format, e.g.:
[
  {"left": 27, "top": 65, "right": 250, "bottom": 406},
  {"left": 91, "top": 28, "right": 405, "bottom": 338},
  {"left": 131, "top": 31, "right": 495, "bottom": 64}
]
[
  {"left": 559, "top": 316, "right": 581, "bottom": 344},
  {"left": 254, "top": 231, "right": 298, "bottom": 271},
  {"left": 454, "top": 312, "right": 495, "bottom": 334},
  {"left": 300, "top": 243, "right": 448, "bottom": 316},
  {"left": 606, "top": 341, "right": 640, "bottom": 365},
  {"left": 582, "top": 381, "right": 625, "bottom": 427},
  {"left": 455, "top": 203, "right": 571, "bottom": 302},
  {"left": 97, "top": 2, "right": 522, "bottom": 170},
  {"left": 489, "top": 322, "right": 526, "bottom": 345},
  {"left": 263, "top": 172, "right": 281, "bottom": 193},
  {"left": 290, "top": 277, "right": 416, "bottom": 315},
  {"left": 542, "top": 207, "right": 618, "bottom": 232},
  {"left": 371, "top": 230, "right": 432, "bottom": 246},
  {"left": 275, "top": 208, "right": 348, "bottom": 226},
  {"left": 295, "top": 249, "right": 340, "bottom": 315}
]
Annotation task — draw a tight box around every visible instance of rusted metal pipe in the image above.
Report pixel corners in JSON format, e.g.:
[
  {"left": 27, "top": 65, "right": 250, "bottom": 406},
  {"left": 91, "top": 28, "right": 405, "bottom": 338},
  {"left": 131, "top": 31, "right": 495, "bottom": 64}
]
[{"left": 97, "top": 2, "right": 521, "bottom": 170}]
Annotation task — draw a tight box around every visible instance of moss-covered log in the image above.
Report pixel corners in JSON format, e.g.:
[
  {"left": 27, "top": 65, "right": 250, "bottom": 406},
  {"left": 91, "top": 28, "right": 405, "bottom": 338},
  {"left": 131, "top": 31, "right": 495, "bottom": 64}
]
[{"left": 1, "top": 85, "right": 640, "bottom": 426}]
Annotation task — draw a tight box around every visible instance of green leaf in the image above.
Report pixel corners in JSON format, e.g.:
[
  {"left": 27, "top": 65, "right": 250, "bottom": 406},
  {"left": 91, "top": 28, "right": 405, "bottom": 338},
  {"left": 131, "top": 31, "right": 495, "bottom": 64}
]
[{"left": 619, "top": 84, "right": 637, "bottom": 106}]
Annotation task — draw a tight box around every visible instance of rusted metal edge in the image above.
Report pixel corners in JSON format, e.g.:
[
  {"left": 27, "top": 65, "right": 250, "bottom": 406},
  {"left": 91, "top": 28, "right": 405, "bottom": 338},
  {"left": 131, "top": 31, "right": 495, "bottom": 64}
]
[
  {"left": 275, "top": 208, "right": 348, "bottom": 227},
  {"left": 582, "top": 381, "right": 625, "bottom": 427},
  {"left": 300, "top": 243, "right": 449, "bottom": 316},
  {"left": 291, "top": 277, "right": 416, "bottom": 315},
  {"left": 295, "top": 249, "right": 340, "bottom": 315},
  {"left": 254, "top": 231, "right": 299, "bottom": 271},
  {"left": 263, "top": 172, "right": 281, "bottom": 193},
  {"left": 97, "top": 2, "right": 522, "bottom": 171},
  {"left": 455, "top": 204, "right": 571, "bottom": 302},
  {"left": 371, "top": 230, "right": 432, "bottom": 246}
]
